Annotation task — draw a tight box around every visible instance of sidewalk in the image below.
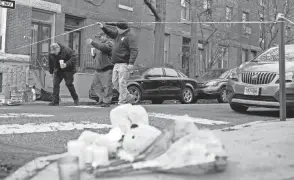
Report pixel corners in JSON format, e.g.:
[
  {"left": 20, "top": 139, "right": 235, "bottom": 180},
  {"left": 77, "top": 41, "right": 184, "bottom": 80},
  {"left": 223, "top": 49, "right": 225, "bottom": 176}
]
[{"left": 4, "top": 119, "right": 294, "bottom": 180}]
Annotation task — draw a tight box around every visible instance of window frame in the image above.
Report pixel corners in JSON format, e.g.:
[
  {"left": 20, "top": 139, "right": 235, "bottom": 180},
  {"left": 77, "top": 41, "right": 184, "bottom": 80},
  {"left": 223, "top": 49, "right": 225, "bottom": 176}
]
[{"left": 118, "top": 0, "right": 134, "bottom": 11}]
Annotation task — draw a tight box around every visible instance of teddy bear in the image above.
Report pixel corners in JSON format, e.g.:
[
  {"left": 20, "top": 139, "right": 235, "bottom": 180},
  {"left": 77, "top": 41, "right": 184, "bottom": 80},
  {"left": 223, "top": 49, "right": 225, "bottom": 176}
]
[{"left": 117, "top": 123, "right": 162, "bottom": 162}]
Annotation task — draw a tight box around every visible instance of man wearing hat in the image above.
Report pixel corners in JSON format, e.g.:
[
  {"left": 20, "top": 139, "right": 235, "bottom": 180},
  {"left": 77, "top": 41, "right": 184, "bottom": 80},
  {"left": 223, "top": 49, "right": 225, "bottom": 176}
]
[
  {"left": 86, "top": 33, "right": 114, "bottom": 107},
  {"left": 98, "top": 21, "right": 139, "bottom": 105}
]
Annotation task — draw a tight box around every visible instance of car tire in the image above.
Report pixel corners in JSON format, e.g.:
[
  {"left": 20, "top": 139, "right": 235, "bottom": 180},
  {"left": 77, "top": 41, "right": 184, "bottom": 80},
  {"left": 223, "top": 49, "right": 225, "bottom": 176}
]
[
  {"left": 151, "top": 99, "right": 164, "bottom": 104},
  {"left": 217, "top": 87, "right": 228, "bottom": 103},
  {"left": 230, "top": 103, "right": 249, "bottom": 113},
  {"left": 128, "top": 85, "right": 142, "bottom": 104},
  {"left": 180, "top": 87, "right": 194, "bottom": 104}
]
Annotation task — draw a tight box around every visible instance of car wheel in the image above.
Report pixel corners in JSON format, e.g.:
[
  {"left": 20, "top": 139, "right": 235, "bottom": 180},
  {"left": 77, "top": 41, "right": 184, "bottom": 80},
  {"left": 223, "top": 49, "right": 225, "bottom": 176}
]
[
  {"left": 180, "top": 87, "right": 194, "bottom": 104},
  {"left": 217, "top": 87, "right": 228, "bottom": 103},
  {"left": 128, "top": 85, "right": 142, "bottom": 104},
  {"left": 230, "top": 103, "right": 249, "bottom": 113},
  {"left": 151, "top": 99, "right": 164, "bottom": 104}
]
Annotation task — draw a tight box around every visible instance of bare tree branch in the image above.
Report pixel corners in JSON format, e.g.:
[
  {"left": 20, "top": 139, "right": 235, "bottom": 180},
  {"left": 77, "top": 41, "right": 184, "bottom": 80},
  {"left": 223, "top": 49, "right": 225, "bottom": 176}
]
[{"left": 144, "top": 0, "right": 161, "bottom": 21}]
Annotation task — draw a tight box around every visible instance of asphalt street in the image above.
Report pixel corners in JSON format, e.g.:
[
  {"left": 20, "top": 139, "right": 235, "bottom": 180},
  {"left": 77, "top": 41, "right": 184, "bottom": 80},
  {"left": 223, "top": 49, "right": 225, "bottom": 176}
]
[{"left": 0, "top": 103, "right": 292, "bottom": 178}]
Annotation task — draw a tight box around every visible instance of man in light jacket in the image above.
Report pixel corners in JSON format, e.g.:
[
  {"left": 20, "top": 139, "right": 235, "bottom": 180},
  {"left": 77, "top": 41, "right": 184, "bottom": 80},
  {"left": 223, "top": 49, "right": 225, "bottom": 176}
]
[{"left": 86, "top": 32, "right": 114, "bottom": 107}]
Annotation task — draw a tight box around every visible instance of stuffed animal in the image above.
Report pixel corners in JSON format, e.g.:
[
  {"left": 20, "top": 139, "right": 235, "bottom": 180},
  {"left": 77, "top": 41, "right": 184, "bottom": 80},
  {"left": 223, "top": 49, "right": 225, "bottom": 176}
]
[
  {"left": 110, "top": 104, "right": 149, "bottom": 135},
  {"left": 118, "top": 123, "right": 162, "bottom": 162}
]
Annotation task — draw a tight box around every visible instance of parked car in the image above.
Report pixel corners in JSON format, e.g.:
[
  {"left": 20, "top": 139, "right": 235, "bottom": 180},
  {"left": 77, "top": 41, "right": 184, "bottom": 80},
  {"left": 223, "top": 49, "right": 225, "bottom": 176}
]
[
  {"left": 89, "top": 67, "right": 199, "bottom": 104},
  {"left": 197, "top": 69, "right": 234, "bottom": 103},
  {"left": 227, "top": 44, "right": 294, "bottom": 113}
]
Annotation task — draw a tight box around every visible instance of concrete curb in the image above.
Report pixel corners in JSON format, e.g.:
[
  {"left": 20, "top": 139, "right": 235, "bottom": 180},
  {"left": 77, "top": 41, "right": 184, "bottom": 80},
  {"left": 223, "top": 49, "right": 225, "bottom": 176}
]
[{"left": 4, "top": 153, "right": 67, "bottom": 180}]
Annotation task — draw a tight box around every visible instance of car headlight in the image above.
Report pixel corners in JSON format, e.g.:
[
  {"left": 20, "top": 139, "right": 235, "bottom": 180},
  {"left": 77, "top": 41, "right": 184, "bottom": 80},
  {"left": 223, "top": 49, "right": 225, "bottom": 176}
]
[
  {"left": 205, "top": 81, "right": 219, "bottom": 86},
  {"left": 229, "top": 71, "right": 240, "bottom": 81},
  {"left": 276, "top": 72, "right": 294, "bottom": 83}
]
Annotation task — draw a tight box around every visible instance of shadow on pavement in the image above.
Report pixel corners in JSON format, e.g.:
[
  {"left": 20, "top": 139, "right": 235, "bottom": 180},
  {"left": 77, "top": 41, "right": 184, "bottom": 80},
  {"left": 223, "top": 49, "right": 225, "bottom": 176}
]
[{"left": 239, "top": 108, "right": 294, "bottom": 118}]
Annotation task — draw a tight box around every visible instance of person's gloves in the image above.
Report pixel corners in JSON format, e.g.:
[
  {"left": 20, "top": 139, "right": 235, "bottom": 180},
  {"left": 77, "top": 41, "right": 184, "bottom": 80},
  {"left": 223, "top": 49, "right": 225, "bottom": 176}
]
[
  {"left": 127, "top": 64, "right": 134, "bottom": 71},
  {"left": 86, "top": 38, "right": 93, "bottom": 45}
]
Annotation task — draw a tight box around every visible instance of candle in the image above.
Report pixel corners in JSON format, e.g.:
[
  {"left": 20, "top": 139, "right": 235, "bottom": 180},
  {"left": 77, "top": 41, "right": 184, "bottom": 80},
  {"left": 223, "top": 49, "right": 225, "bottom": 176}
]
[
  {"left": 84, "top": 145, "right": 94, "bottom": 165},
  {"left": 92, "top": 146, "right": 109, "bottom": 168},
  {"left": 67, "top": 140, "right": 86, "bottom": 170}
]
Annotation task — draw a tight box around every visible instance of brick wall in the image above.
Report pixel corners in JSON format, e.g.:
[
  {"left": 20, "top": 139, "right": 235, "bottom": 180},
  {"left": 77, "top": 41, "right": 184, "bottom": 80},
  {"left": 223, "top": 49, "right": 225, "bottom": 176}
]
[{"left": 5, "top": 4, "right": 32, "bottom": 55}]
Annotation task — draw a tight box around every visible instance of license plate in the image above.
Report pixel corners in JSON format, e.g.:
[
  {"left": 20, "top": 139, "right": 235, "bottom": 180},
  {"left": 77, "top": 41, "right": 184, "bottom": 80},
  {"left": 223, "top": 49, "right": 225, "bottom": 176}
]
[{"left": 244, "top": 87, "right": 259, "bottom": 96}]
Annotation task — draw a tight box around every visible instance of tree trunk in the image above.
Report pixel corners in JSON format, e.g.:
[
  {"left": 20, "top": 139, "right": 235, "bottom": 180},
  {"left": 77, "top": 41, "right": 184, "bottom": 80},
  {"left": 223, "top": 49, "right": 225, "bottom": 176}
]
[
  {"left": 189, "top": 0, "right": 199, "bottom": 77},
  {"left": 153, "top": 0, "right": 166, "bottom": 66}
]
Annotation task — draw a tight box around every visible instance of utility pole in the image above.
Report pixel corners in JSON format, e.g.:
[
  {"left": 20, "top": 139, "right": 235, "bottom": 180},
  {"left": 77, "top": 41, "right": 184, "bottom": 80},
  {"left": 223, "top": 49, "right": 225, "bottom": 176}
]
[
  {"left": 277, "top": 0, "right": 286, "bottom": 121},
  {"left": 189, "top": 0, "right": 199, "bottom": 77}
]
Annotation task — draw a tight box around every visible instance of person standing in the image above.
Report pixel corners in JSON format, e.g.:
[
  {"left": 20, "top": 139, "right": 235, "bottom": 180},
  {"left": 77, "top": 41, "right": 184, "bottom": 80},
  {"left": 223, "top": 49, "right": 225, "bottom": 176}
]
[
  {"left": 48, "top": 43, "right": 79, "bottom": 106},
  {"left": 99, "top": 21, "right": 139, "bottom": 105},
  {"left": 86, "top": 33, "right": 114, "bottom": 107}
]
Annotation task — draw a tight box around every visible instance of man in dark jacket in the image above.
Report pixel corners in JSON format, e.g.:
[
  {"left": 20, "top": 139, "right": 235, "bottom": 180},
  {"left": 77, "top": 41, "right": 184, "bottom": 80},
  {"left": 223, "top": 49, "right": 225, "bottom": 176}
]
[
  {"left": 48, "top": 43, "right": 79, "bottom": 106},
  {"left": 86, "top": 32, "right": 114, "bottom": 107},
  {"left": 98, "top": 21, "right": 139, "bottom": 105}
]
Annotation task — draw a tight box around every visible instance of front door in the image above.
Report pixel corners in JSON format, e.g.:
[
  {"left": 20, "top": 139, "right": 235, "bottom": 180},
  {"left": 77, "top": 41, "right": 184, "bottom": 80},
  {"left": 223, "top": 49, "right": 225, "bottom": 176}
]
[
  {"left": 31, "top": 23, "right": 51, "bottom": 69},
  {"left": 65, "top": 29, "right": 81, "bottom": 66},
  {"left": 141, "top": 68, "right": 165, "bottom": 98},
  {"left": 162, "top": 68, "right": 183, "bottom": 97}
]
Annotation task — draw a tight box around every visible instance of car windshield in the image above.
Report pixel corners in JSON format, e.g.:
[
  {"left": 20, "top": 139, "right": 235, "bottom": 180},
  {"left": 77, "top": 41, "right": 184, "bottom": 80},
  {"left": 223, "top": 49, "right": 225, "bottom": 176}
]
[
  {"left": 218, "top": 69, "right": 231, "bottom": 79},
  {"left": 252, "top": 45, "right": 294, "bottom": 62}
]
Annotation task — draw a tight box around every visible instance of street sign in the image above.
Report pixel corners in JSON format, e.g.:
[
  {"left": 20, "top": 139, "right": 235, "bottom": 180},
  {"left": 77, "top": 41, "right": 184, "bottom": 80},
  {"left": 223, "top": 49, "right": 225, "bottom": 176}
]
[{"left": 0, "top": 0, "right": 15, "bottom": 9}]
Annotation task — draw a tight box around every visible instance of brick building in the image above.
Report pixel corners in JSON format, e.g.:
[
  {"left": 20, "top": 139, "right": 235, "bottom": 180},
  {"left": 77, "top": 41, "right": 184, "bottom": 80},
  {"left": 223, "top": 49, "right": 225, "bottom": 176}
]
[{"left": 0, "top": 0, "right": 280, "bottom": 97}]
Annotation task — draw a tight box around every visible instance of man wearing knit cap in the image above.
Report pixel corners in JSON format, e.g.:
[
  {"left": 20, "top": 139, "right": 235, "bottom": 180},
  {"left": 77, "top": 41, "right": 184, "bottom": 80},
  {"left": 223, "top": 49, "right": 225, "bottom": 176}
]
[{"left": 98, "top": 20, "right": 139, "bottom": 105}]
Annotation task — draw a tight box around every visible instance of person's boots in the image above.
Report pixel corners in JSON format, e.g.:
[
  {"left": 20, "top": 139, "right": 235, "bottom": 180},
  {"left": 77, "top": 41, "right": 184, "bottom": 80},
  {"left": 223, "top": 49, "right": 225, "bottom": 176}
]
[
  {"left": 48, "top": 96, "right": 59, "bottom": 106},
  {"left": 48, "top": 101, "right": 59, "bottom": 106}
]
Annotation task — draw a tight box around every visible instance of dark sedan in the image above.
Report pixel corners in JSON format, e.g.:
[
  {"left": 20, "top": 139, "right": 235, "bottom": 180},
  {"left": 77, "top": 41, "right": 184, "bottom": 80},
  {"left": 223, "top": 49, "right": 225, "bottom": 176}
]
[
  {"left": 89, "top": 67, "right": 199, "bottom": 104},
  {"left": 197, "top": 68, "right": 234, "bottom": 103}
]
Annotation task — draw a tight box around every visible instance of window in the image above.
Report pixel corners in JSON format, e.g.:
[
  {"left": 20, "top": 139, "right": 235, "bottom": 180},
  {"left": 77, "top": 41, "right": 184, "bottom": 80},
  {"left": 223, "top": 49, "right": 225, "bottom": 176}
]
[
  {"left": 65, "top": 15, "right": 84, "bottom": 67},
  {"left": 0, "top": 73, "right": 2, "bottom": 92},
  {"left": 203, "top": 0, "right": 211, "bottom": 10},
  {"left": 242, "top": 12, "right": 249, "bottom": 22},
  {"left": 260, "top": 0, "right": 265, "bottom": 7},
  {"left": 147, "top": 68, "right": 163, "bottom": 77},
  {"left": 0, "top": 8, "right": 7, "bottom": 52},
  {"left": 203, "top": 0, "right": 212, "bottom": 24},
  {"left": 164, "top": 68, "right": 179, "bottom": 77},
  {"left": 181, "top": 0, "right": 190, "bottom": 20},
  {"left": 242, "top": 49, "right": 249, "bottom": 63},
  {"left": 225, "top": 7, "right": 232, "bottom": 21},
  {"left": 118, "top": 0, "right": 133, "bottom": 11},
  {"left": 217, "top": 47, "right": 228, "bottom": 68},
  {"left": 31, "top": 10, "right": 54, "bottom": 68},
  {"left": 242, "top": 11, "right": 251, "bottom": 35},
  {"left": 164, "top": 34, "right": 170, "bottom": 63},
  {"left": 225, "top": 6, "right": 232, "bottom": 28}
]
